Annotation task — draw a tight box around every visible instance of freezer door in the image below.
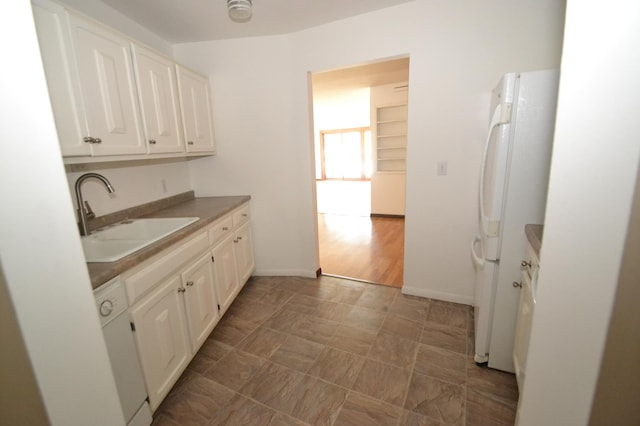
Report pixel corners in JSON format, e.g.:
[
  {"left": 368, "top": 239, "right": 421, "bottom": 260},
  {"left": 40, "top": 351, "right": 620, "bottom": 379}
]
[{"left": 472, "top": 252, "right": 499, "bottom": 364}]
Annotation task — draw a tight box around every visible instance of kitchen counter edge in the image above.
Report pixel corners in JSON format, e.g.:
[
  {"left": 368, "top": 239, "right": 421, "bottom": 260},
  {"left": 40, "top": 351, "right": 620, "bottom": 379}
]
[{"left": 87, "top": 195, "right": 251, "bottom": 289}]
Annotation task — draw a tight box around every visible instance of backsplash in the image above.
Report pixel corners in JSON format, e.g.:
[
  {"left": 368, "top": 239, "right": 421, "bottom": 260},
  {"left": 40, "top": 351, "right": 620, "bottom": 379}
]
[{"left": 65, "top": 159, "right": 192, "bottom": 217}]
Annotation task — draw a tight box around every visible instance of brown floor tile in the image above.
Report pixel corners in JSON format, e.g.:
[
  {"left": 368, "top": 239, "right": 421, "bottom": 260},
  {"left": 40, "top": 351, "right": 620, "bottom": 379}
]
[
  {"left": 237, "top": 326, "right": 288, "bottom": 358},
  {"left": 466, "top": 388, "right": 517, "bottom": 426},
  {"left": 345, "top": 306, "right": 387, "bottom": 332},
  {"left": 414, "top": 344, "right": 467, "bottom": 385},
  {"left": 208, "top": 393, "right": 276, "bottom": 425},
  {"left": 204, "top": 349, "right": 265, "bottom": 391},
  {"left": 158, "top": 375, "right": 235, "bottom": 425},
  {"left": 315, "top": 284, "right": 365, "bottom": 305},
  {"left": 151, "top": 413, "right": 181, "bottom": 426},
  {"left": 420, "top": 323, "right": 467, "bottom": 354},
  {"left": 208, "top": 315, "right": 257, "bottom": 346},
  {"left": 263, "top": 308, "right": 304, "bottom": 333},
  {"left": 240, "top": 361, "right": 305, "bottom": 414},
  {"left": 268, "top": 413, "right": 309, "bottom": 426},
  {"left": 197, "top": 338, "right": 232, "bottom": 361},
  {"left": 368, "top": 332, "right": 419, "bottom": 369},
  {"left": 328, "top": 324, "right": 376, "bottom": 355},
  {"left": 354, "top": 285, "right": 398, "bottom": 312},
  {"left": 352, "top": 359, "right": 411, "bottom": 406},
  {"left": 226, "top": 299, "right": 279, "bottom": 325},
  {"left": 269, "top": 335, "right": 325, "bottom": 373},
  {"left": 314, "top": 300, "right": 353, "bottom": 321},
  {"left": 289, "top": 376, "right": 348, "bottom": 426},
  {"left": 404, "top": 373, "right": 465, "bottom": 425},
  {"left": 426, "top": 305, "right": 468, "bottom": 330},
  {"left": 466, "top": 361, "right": 519, "bottom": 402},
  {"left": 289, "top": 314, "right": 339, "bottom": 344},
  {"left": 334, "top": 392, "right": 402, "bottom": 426},
  {"left": 389, "top": 295, "right": 431, "bottom": 323},
  {"left": 381, "top": 314, "right": 424, "bottom": 341},
  {"left": 307, "top": 347, "right": 365, "bottom": 388},
  {"left": 186, "top": 351, "right": 218, "bottom": 374},
  {"left": 400, "top": 410, "right": 447, "bottom": 425}
]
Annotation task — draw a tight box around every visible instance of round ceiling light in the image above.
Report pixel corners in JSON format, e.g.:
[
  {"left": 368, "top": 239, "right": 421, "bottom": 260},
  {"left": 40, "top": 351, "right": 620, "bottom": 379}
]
[{"left": 228, "top": 0, "right": 252, "bottom": 23}]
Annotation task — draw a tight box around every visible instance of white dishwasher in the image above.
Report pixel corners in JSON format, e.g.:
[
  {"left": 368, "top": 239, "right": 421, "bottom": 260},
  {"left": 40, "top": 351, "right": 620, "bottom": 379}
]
[{"left": 95, "top": 278, "right": 152, "bottom": 426}]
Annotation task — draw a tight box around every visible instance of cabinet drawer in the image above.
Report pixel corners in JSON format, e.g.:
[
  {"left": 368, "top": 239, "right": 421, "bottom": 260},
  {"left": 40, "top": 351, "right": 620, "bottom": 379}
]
[
  {"left": 232, "top": 204, "right": 250, "bottom": 227},
  {"left": 208, "top": 216, "right": 233, "bottom": 246},
  {"left": 124, "top": 231, "right": 208, "bottom": 305}
]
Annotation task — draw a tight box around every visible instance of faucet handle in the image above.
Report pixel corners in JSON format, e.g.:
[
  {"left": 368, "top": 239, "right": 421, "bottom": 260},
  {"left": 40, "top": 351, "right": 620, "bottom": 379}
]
[{"left": 84, "top": 200, "right": 96, "bottom": 220}]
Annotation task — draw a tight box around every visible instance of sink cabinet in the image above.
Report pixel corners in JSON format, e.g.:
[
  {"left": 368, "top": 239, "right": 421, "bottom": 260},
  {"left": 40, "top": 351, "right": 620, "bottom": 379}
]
[{"left": 123, "top": 202, "right": 254, "bottom": 411}]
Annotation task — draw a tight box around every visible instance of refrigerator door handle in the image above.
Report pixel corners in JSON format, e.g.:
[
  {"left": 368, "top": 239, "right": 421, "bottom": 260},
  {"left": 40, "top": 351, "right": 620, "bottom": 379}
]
[
  {"left": 478, "top": 103, "right": 510, "bottom": 236},
  {"left": 471, "top": 235, "right": 485, "bottom": 268}
]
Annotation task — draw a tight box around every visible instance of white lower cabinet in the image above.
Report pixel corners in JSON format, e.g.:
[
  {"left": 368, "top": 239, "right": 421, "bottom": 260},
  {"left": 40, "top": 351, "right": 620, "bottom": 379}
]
[
  {"left": 211, "top": 235, "right": 240, "bottom": 316},
  {"left": 125, "top": 202, "right": 254, "bottom": 412},
  {"left": 129, "top": 275, "right": 190, "bottom": 411},
  {"left": 181, "top": 253, "right": 220, "bottom": 352}
]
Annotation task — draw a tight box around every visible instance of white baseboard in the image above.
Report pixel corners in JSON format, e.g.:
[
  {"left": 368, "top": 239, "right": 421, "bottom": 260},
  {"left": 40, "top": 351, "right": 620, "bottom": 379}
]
[
  {"left": 402, "top": 285, "right": 474, "bottom": 306},
  {"left": 253, "top": 269, "right": 317, "bottom": 279}
]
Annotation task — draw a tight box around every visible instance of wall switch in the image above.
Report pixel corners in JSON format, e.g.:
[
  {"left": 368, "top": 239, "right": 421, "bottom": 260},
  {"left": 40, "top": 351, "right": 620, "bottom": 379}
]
[
  {"left": 437, "top": 161, "right": 448, "bottom": 176},
  {"left": 161, "top": 179, "right": 168, "bottom": 193}
]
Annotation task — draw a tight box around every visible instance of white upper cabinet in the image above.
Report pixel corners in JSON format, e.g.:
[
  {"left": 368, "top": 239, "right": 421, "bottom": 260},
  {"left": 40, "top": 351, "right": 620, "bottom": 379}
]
[
  {"left": 132, "top": 44, "right": 184, "bottom": 154},
  {"left": 32, "top": 0, "right": 90, "bottom": 156},
  {"left": 68, "top": 14, "right": 146, "bottom": 156},
  {"left": 32, "top": 0, "right": 216, "bottom": 162},
  {"left": 176, "top": 66, "right": 216, "bottom": 154}
]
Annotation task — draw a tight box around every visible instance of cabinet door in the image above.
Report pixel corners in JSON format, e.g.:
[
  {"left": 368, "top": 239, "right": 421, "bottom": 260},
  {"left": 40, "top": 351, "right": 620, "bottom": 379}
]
[
  {"left": 32, "top": 0, "right": 90, "bottom": 156},
  {"left": 211, "top": 235, "right": 239, "bottom": 315},
  {"left": 234, "top": 221, "right": 255, "bottom": 286},
  {"left": 69, "top": 14, "right": 146, "bottom": 156},
  {"left": 176, "top": 65, "right": 216, "bottom": 153},
  {"left": 129, "top": 275, "right": 190, "bottom": 411},
  {"left": 181, "top": 254, "right": 220, "bottom": 352},
  {"left": 132, "top": 44, "right": 184, "bottom": 154}
]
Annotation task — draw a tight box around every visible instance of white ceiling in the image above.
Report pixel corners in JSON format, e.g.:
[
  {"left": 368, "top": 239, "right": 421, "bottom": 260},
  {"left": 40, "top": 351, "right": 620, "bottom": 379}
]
[{"left": 99, "top": 0, "right": 414, "bottom": 43}]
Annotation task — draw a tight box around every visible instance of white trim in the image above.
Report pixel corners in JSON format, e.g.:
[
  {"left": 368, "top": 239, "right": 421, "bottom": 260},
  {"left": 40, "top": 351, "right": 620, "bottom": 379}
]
[
  {"left": 253, "top": 269, "right": 318, "bottom": 279},
  {"left": 402, "top": 285, "right": 473, "bottom": 306}
]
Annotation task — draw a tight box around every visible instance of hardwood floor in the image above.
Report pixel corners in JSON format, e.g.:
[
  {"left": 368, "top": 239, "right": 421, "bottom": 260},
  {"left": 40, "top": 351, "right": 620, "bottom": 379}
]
[{"left": 317, "top": 214, "right": 405, "bottom": 288}]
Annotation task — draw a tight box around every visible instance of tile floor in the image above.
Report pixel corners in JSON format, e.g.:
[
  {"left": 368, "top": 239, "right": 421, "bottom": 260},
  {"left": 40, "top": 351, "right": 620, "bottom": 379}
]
[{"left": 152, "top": 276, "right": 518, "bottom": 426}]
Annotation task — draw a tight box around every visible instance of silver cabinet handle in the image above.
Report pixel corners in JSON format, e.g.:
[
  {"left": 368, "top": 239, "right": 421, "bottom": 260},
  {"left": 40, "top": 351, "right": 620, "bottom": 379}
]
[
  {"left": 242, "top": 213, "right": 248, "bottom": 217},
  {"left": 83, "top": 136, "right": 102, "bottom": 144},
  {"left": 513, "top": 281, "right": 522, "bottom": 288},
  {"left": 178, "top": 287, "right": 186, "bottom": 293},
  {"left": 149, "top": 139, "right": 157, "bottom": 144},
  {"left": 186, "top": 281, "right": 194, "bottom": 287},
  {"left": 187, "top": 141, "right": 194, "bottom": 145},
  {"left": 237, "top": 236, "right": 243, "bottom": 241},
  {"left": 222, "top": 226, "right": 229, "bottom": 231}
]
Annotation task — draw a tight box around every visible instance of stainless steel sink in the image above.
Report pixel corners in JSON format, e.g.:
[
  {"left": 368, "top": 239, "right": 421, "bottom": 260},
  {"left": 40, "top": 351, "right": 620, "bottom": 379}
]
[{"left": 81, "top": 217, "right": 199, "bottom": 262}]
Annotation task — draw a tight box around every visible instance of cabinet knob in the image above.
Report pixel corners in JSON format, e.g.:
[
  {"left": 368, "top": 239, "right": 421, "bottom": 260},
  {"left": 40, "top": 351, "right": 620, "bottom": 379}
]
[
  {"left": 520, "top": 260, "right": 532, "bottom": 271},
  {"left": 178, "top": 287, "right": 186, "bottom": 293},
  {"left": 187, "top": 141, "right": 194, "bottom": 145},
  {"left": 242, "top": 213, "right": 248, "bottom": 217},
  {"left": 237, "top": 236, "right": 243, "bottom": 241},
  {"left": 222, "top": 226, "right": 229, "bottom": 231},
  {"left": 186, "top": 281, "right": 194, "bottom": 287},
  {"left": 513, "top": 281, "right": 522, "bottom": 288},
  {"left": 83, "top": 136, "right": 102, "bottom": 144},
  {"left": 149, "top": 139, "right": 157, "bottom": 144}
]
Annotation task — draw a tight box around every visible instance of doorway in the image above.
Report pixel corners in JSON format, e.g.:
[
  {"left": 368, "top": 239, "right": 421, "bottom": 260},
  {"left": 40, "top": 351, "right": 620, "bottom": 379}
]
[{"left": 311, "top": 57, "right": 409, "bottom": 288}]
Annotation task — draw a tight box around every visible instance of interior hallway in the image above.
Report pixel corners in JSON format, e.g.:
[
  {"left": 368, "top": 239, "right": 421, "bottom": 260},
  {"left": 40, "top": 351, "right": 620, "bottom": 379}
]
[{"left": 318, "top": 214, "right": 404, "bottom": 288}]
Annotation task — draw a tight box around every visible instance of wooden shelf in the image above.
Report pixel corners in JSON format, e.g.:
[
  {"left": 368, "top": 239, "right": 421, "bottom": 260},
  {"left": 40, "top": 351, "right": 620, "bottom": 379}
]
[{"left": 375, "top": 104, "right": 407, "bottom": 172}]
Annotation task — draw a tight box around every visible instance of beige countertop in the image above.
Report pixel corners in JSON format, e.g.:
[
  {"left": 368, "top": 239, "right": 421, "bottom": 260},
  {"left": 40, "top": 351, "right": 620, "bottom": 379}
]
[
  {"left": 525, "top": 224, "right": 543, "bottom": 258},
  {"left": 87, "top": 193, "right": 250, "bottom": 289}
]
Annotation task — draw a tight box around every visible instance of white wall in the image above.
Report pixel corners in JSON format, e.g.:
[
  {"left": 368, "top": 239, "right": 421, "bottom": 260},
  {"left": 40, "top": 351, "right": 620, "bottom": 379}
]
[
  {"left": 1, "top": 3, "right": 125, "bottom": 424},
  {"left": 175, "top": 0, "right": 565, "bottom": 298},
  {"left": 66, "top": 160, "right": 192, "bottom": 216},
  {"left": 516, "top": 1, "right": 640, "bottom": 424}
]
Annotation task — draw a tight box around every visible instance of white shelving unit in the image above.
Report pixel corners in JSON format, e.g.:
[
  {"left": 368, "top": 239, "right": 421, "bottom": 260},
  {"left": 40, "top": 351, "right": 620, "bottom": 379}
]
[{"left": 375, "top": 104, "right": 407, "bottom": 172}]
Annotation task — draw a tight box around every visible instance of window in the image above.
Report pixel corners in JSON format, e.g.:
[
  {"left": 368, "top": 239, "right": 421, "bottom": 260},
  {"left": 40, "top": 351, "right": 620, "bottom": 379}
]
[{"left": 319, "top": 128, "right": 372, "bottom": 180}]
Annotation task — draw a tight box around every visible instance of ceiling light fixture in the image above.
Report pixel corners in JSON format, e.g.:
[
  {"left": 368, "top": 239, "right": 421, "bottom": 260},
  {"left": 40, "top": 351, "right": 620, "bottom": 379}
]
[{"left": 227, "top": 0, "right": 252, "bottom": 23}]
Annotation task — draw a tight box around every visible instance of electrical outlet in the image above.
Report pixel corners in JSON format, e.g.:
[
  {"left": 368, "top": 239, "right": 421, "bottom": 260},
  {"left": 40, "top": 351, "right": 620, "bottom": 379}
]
[{"left": 437, "top": 161, "right": 448, "bottom": 176}]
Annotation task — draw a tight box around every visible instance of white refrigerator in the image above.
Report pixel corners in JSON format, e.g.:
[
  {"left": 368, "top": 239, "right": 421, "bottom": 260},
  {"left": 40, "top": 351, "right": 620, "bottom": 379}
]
[{"left": 471, "top": 69, "right": 559, "bottom": 372}]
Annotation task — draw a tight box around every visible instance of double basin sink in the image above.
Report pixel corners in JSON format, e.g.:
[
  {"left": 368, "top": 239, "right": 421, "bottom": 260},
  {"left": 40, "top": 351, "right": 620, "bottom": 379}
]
[{"left": 81, "top": 217, "right": 199, "bottom": 262}]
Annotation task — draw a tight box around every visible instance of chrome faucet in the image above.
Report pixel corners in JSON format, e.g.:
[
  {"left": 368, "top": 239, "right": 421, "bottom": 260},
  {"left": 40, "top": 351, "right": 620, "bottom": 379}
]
[{"left": 75, "top": 173, "right": 115, "bottom": 236}]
